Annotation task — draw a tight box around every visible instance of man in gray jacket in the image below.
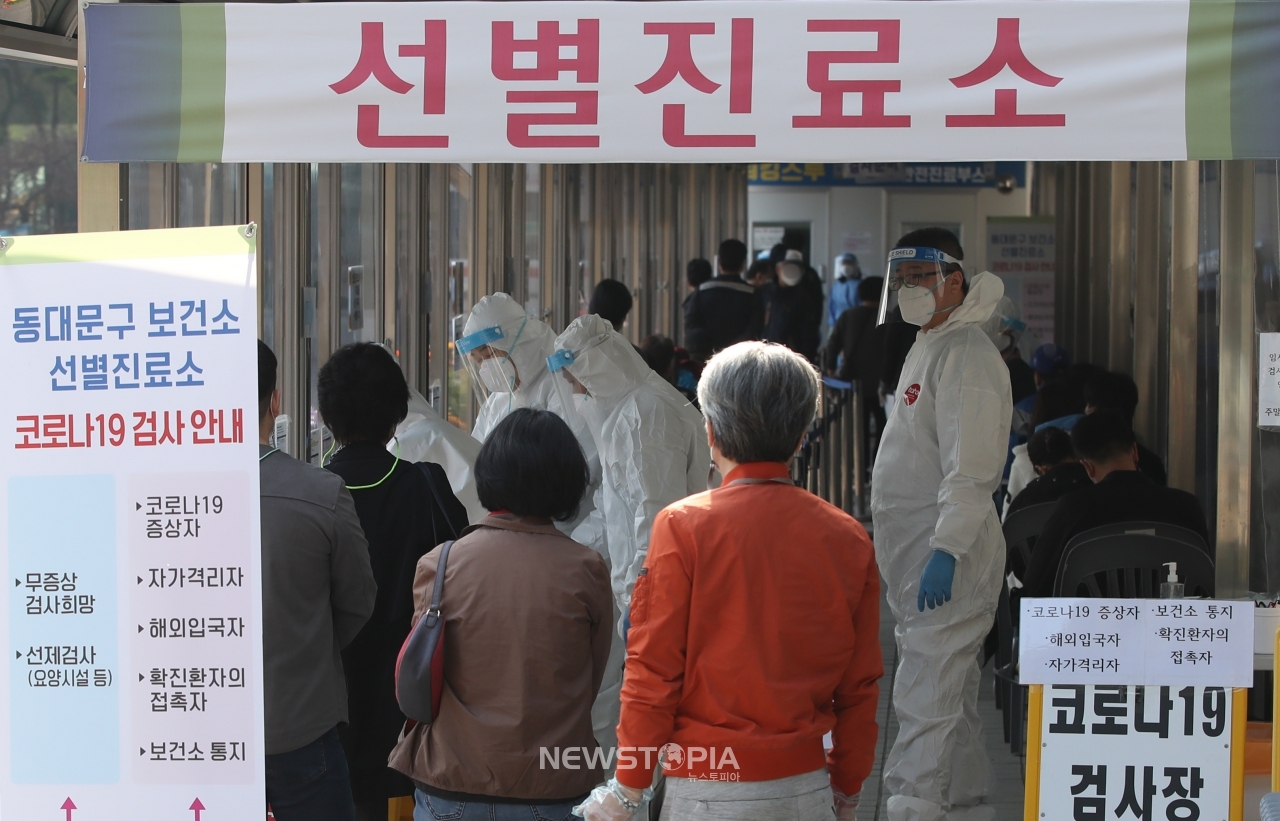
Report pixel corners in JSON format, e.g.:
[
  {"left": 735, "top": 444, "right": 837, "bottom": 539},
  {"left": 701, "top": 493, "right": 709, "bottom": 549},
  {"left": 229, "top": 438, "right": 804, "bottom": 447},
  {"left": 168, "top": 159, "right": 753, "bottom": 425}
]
[{"left": 258, "top": 341, "right": 377, "bottom": 821}]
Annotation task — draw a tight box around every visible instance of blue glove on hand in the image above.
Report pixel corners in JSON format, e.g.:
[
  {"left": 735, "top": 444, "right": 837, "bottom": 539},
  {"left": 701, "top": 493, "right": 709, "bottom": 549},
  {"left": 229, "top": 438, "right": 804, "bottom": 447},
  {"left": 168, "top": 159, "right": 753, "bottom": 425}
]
[{"left": 917, "top": 550, "right": 956, "bottom": 612}]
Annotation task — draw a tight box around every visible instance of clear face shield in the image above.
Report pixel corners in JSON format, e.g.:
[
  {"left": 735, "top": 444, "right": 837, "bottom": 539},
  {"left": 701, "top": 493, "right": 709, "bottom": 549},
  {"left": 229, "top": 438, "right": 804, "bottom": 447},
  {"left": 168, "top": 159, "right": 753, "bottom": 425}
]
[
  {"left": 879, "top": 246, "right": 965, "bottom": 327},
  {"left": 455, "top": 316, "right": 529, "bottom": 408},
  {"left": 546, "top": 348, "right": 599, "bottom": 437}
]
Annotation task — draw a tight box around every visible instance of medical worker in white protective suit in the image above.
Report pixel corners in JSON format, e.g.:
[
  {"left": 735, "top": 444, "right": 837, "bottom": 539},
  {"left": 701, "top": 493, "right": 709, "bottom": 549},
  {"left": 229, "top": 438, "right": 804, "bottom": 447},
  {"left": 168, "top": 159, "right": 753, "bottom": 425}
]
[
  {"left": 456, "top": 293, "right": 621, "bottom": 750},
  {"left": 549, "top": 314, "right": 711, "bottom": 630},
  {"left": 391, "top": 386, "right": 486, "bottom": 524},
  {"left": 870, "top": 229, "right": 1012, "bottom": 821}
]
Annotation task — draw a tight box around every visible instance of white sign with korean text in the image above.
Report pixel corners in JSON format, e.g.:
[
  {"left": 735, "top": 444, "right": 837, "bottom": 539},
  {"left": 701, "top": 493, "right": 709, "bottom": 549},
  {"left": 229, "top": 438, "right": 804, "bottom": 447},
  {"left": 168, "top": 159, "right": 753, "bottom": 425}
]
[
  {"left": 1020, "top": 599, "right": 1252, "bottom": 687},
  {"left": 83, "top": 1, "right": 1193, "bottom": 163},
  {"left": 1039, "top": 684, "right": 1233, "bottom": 821},
  {"left": 1260, "top": 333, "right": 1280, "bottom": 427},
  {"left": 987, "top": 216, "right": 1055, "bottom": 346},
  {"left": 0, "top": 227, "right": 263, "bottom": 819}
]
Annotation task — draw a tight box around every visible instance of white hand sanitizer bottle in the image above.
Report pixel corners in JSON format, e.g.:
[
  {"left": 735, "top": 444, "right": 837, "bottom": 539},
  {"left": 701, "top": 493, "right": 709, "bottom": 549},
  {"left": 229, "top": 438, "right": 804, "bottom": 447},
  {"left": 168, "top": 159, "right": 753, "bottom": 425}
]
[{"left": 1160, "top": 562, "right": 1184, "bottom": 599}]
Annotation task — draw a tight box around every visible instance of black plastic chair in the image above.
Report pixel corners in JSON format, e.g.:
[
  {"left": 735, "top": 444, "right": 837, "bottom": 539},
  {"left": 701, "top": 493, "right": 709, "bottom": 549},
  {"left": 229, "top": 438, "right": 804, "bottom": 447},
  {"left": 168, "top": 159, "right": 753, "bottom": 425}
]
[
  {"left": 994, "top": 502, "right": 1056, "bottom": 746},
  {"left": 993, "top": 581, "right": 1024, "bottom": 751},
  {"left": 1002, "top": 502, "right": 1058, "bottom": 580},
  {"left": 1059, "top": 520, "right": 1210, "bottom": 551},
  {"left": 1054, "top": 523, "right": 1214, "bottom": 598}
]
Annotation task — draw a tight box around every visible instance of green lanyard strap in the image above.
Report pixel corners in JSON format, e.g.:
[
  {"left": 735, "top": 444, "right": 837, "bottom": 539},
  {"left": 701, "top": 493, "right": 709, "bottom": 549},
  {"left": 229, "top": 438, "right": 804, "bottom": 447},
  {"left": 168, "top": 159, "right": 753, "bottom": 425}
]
[
  {"left": 327, "top": 438, "right": 402, "bottom": 491},
  {"left": 259, "top": 448, "right": 279, "bottom": 462},
  {"left": 343, "top": 454, "right": 400, "bottom": 490}
]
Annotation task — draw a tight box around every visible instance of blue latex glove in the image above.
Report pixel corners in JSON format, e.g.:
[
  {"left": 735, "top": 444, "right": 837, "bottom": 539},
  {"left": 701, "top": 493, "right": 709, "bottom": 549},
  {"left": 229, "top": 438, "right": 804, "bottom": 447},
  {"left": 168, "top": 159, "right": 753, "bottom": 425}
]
[{"left": 917, "top": 550, "right": 956, "bottom": 612}]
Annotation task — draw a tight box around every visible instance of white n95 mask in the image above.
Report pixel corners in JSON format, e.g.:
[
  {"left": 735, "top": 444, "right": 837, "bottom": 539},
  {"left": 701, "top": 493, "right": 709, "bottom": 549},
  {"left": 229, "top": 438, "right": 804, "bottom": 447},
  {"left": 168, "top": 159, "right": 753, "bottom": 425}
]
[
  {"left": 478, "top": 357, "right": 518, "bottom": 393},
  {"left": 898, "top": 278, "right": 948, "bottom": 327}
]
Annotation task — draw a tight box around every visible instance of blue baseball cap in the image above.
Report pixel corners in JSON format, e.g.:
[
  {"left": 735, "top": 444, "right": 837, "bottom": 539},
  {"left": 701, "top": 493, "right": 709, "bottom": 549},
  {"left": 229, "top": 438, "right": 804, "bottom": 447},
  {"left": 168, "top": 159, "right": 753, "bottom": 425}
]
[{"left": 1030, "top": 344, "right": 1071, "bottom": 376}]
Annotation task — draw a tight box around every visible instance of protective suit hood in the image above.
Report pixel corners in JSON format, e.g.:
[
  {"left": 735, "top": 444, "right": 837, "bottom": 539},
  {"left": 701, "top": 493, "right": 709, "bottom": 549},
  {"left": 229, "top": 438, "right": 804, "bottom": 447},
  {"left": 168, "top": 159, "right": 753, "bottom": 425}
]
[
  {"left": 927, "top": 271, "right": 1005, "bottom": 336},
  {"left": 462, "top": 293, "right": 558, "bottom": 398},
  {"left": 553, "top": 314, "right": 651, "bottom": 403}
]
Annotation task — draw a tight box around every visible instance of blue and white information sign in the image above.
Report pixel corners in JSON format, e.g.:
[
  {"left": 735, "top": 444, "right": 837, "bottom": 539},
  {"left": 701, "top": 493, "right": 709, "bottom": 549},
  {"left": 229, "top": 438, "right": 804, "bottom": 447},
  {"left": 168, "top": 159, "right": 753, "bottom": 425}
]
[{"left": 0, "top": 226, "right": 262, "bottom": 819}]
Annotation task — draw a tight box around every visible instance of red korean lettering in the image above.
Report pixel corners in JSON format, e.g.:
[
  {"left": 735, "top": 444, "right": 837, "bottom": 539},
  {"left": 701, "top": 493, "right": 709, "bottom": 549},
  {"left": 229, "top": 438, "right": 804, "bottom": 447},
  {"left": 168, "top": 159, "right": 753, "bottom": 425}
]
[
  {"left": 636, "top": 19, "right": 755, "bottom": 148},
  {"left": 15, "top": 415, "right": 39, "bottom": 449},
  {"left": 400, "top": 21, "right": 448, "bottom": 115},
  {"left": 134, "top": 411, "right": 157, "bottom": 447},
  {"left": 158, "top": 411, "right": 184, "bottom": 446},
  {"left": 330, "top": 22, "right": 414, "bottom": 96},
  {"left": 353, "top": 106, "right": 448, "bottom": 149},
  {"left": 793, "top": 20, "right": 910, "bottom": 130},
  {"left": 492, "top": 19, "right": 601, "bottom": 149},
  {"left": 41, "top": 414, "right": 68, "bottom": 449},
  {"left": 492, "top": 19, "right": 599, "bottom": 82},
  {"left": 729, "top": 17, "right": 752, "bottom": 115},
  {"left": 506, "top": 92, "right": 599, "bottom": 148},
  {"left": 636, "top": 23, "right": 721, "bottom": 96},
  {"left": 331, "top": 21, "right": 449, "bottom": 149},
  {"left": 230, "top": 409, "right": 244, "bottom": 444},
  {"left": 69, "top": 413, "right": 87, "bottom": 448},
  {"left": 191, "top": 410, "right": 214, "bottom": 445},
  {"left": 946, "top": 18, "right": 1064, "bottom": 128}
]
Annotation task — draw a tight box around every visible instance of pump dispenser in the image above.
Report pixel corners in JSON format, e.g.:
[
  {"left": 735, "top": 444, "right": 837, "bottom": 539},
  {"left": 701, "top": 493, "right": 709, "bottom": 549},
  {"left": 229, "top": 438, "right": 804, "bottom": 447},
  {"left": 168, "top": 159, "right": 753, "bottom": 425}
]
[{"left": 1160, "top": 562, "right": 1184, "bottom": 599}]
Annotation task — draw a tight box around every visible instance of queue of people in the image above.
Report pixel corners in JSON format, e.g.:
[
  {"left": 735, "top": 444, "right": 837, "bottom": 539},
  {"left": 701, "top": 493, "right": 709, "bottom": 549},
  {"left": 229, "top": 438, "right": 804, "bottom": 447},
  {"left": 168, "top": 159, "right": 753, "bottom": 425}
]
[
  {"left": 258, "top": 318, "right": 880, "bottom": 821},
  {"left": 256, "top": 223, "right": 1206, "bottom": 821}
]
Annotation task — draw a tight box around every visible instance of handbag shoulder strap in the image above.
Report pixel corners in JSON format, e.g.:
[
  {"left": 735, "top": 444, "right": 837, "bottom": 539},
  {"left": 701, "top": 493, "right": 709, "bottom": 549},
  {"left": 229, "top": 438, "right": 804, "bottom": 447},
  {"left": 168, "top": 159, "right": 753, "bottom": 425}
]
[
  {"left": 424, "top": 540, "right": 454, "bottom": 624},
  {"left": 418, "top": 462, "right": 461, "bottom": 541}
]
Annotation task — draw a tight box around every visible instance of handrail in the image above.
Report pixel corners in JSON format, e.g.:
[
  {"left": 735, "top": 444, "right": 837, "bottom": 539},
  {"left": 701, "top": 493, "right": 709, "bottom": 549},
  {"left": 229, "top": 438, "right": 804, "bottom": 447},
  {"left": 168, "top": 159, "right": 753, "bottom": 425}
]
[{"left": 791, "top": 376, "right": 868, "bottom": 518}]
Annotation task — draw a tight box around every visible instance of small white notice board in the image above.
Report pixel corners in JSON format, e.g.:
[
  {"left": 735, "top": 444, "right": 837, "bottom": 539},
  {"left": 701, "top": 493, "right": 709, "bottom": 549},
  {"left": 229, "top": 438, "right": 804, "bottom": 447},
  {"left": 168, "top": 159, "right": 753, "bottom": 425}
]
[
  {"left": 1260, "top": 333, "right": 1280, "bottom": 427},
  {"left": 1019, "top": 598, "right": 1253, "bottom": 687},
  {"left": 1020, "top": 600, "right": 1248, "bottom": 821}
]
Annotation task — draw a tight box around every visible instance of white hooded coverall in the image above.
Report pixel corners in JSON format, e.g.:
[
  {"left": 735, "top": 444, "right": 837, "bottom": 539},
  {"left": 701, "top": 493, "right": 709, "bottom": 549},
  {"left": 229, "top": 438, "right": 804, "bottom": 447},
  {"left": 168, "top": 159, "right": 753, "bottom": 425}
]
[
  {"left": 392, "top": 386, "right": 486, "bottom": 525},
  {"left": 465, "top": 294, "right": 566, "bottom": 444},
  {"left": 554, "top": 314, "right": 711, "bottom": 615},
  {"left": 870, "top": 271, "right": 1012, "bottom": 821}
]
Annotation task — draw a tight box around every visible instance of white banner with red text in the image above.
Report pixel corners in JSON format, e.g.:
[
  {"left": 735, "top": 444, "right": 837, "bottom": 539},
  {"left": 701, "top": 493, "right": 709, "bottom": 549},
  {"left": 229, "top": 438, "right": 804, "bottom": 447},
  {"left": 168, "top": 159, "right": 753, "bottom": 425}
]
[{"left": 79, "top": 0, "right": 1268, "bottom": 164}]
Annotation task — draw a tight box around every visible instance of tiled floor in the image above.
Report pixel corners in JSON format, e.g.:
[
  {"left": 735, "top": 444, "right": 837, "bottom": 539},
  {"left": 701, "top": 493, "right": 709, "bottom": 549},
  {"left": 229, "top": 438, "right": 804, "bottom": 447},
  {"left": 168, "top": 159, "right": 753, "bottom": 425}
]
[{"left": 857, "top": 595, "right": 1027, "bottom": 821}]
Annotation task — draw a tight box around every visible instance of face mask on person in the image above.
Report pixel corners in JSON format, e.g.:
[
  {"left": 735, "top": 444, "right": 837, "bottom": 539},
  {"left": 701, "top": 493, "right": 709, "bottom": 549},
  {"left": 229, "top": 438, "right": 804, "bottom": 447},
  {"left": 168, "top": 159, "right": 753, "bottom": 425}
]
[
  {"left": 838, "top": 264, "right": 856, "bottom": 281},
  {"left": 479, "top": 356, "right": 518, "bottom": 393},
  {"left": 898, "top": 275, "right": 953, "bottom": 326},
  {"left": 778, "top": 262, "right": 803, "bottom": 287},
  {"left": 574, "top": 391, "right": 606, "bottom": 439}
]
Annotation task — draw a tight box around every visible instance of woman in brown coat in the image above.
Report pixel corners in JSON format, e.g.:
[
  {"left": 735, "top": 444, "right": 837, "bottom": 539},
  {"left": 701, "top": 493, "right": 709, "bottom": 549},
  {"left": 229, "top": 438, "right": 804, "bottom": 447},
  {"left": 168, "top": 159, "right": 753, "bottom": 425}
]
[{"left": 390, "top": 408, "right": 613, "bottom": 821}]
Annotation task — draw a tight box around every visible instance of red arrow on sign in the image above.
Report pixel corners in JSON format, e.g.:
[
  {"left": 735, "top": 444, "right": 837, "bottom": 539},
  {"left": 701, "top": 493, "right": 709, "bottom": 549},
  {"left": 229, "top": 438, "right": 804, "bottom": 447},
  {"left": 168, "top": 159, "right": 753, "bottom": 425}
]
[
  {"left": 190, "top": 797, "right": 205, "bottom": 820},
  {"left": 61, "top": 797, "right": 76, "bottom": 821}
]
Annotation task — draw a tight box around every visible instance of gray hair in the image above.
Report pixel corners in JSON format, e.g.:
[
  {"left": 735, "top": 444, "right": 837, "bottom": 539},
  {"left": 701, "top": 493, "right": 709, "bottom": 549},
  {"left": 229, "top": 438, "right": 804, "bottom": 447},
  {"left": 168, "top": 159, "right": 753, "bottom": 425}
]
[{"left": 697, "top": 342, "right": 820, "bottom": 464}]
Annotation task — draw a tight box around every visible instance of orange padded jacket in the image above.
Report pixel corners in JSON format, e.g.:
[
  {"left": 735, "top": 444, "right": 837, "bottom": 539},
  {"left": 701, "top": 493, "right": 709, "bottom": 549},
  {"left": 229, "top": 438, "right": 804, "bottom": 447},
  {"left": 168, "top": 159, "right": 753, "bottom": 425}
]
[{"left": 615, "top": 461, "right": 882, "bottom": 796}]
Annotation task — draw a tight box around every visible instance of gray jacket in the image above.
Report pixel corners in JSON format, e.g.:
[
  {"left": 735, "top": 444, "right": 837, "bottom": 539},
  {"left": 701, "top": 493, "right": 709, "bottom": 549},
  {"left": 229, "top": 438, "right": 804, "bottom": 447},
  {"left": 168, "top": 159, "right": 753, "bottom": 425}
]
[{"left": 260, "top": 444, "right": 377, "bottom": 755}]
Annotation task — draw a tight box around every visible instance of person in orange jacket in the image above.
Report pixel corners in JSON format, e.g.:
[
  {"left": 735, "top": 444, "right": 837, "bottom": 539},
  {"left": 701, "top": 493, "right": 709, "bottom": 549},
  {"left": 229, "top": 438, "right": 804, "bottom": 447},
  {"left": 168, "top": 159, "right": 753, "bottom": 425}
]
[{"left": 576, "top": 341, "right": 881, "bottom": 821}]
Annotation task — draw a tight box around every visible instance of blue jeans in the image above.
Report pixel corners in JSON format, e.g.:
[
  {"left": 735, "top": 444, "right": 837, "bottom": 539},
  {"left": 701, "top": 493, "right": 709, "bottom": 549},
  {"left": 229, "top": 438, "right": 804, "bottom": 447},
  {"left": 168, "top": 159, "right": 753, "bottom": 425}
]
[
  {"left": 266, "top": 727, "right": 357, "bottom": 821},
  {"left": 414, "top": 789, "right": 579, "bottom": 821}
]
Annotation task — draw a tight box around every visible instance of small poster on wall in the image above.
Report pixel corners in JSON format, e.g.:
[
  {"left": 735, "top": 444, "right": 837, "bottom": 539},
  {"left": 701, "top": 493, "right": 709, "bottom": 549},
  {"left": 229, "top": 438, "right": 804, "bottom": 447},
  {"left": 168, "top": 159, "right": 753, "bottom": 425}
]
[{"left": 987, "top": 216, "right": 1055, "bottom": 347}]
